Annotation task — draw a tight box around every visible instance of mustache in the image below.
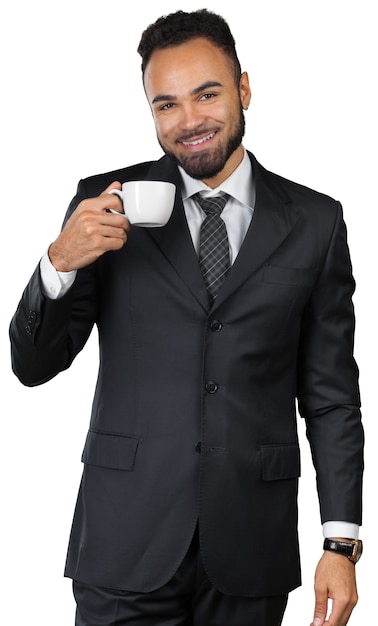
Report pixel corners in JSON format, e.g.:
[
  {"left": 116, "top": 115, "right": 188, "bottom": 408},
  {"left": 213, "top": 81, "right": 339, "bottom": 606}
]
[{"left": 176, "top": 127, "right": 217, "bottom": 142}]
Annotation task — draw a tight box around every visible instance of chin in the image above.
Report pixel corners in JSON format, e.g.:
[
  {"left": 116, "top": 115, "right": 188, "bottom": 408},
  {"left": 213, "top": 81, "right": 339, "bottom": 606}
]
[{"left": 172, "top": 150, "right": 226, "bottom": 180}]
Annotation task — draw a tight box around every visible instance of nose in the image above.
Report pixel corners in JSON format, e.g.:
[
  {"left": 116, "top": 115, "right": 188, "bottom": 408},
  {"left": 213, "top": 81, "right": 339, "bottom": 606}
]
[{"left": 178, "top": 102, "right": 206, "bottom": 131}]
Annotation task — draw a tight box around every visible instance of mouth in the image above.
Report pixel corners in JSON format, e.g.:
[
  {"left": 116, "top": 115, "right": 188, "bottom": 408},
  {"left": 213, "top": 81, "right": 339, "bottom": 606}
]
[{"left": 179, "top": 131, "right": 217, "bottom": 149}]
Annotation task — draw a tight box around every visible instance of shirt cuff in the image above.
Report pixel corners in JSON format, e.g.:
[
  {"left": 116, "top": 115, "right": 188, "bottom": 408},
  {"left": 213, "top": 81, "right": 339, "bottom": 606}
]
[
  {"left": 322, "top": 521, "right": 360, "bottom": 539},
  {"left": 40, "top": 251, "right": 77, "bottom": 299}
]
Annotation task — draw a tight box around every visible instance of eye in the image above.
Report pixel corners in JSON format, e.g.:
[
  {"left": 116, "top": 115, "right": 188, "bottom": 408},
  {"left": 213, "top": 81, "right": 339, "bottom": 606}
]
[
  {"left": 199, "top": 92, "right": 216, "bottom": 101},
  {"left": 159, "top": 102, "right": 175, "bottom": 111}
]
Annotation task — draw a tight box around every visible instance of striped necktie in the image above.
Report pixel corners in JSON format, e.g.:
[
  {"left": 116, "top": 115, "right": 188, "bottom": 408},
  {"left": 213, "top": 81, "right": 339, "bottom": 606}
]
[{"left": 194, "top": 193, "right": 230, "bottom": 304}]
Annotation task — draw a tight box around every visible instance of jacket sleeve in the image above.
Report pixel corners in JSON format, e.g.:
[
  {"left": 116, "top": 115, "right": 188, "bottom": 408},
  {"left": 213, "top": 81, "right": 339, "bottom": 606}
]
[
  {"left": 9, "top": 182, "right": 98, "bottom": 386},
  {"left": 296, "top": 202, "right": 364, "bottom": 525}
]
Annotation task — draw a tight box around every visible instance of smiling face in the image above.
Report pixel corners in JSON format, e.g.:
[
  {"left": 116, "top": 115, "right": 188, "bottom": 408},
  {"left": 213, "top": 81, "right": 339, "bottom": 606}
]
[{"left": 143, "top": 37, "right": 251, "bottom": 188}]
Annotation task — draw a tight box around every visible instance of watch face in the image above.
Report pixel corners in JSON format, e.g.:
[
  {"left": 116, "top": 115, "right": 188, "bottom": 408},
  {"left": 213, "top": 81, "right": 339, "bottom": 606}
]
[{"left": 351, "top": 540, "right": 363, "bottom": 563}]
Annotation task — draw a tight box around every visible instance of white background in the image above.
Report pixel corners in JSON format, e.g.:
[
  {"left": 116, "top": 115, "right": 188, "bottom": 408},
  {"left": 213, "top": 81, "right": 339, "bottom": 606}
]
[{"left": 1, "top": 1, "right": 376, "bottom": 623}]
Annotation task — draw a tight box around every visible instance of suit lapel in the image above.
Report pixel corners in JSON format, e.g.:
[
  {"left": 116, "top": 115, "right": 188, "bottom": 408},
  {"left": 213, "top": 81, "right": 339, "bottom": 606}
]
[
  {"left": 144, "top": 158, "right": 210, "bottom": 310},
  {"left": 213, "top": 155, "right": 299, "bottom": 310}
]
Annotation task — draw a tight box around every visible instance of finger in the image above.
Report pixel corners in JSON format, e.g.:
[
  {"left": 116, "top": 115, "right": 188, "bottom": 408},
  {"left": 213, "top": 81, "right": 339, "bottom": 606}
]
[
  {"left": 312, "top": 589, "right": 328, "bottom": 626},
  {"left": 100, "top": 181, "right": 122, "bottom": 195},
  {"left": 100, "top": 181, "right": 124, "bottom": 215},
  {"left": 75, "top": 190, "right": 122, "bottom": 216},
  {"left": 102, "top": 216, "right": 131, "bottom": 237},
  {"left": 102, "top": 229, "right": 128, "bottom": 249}
]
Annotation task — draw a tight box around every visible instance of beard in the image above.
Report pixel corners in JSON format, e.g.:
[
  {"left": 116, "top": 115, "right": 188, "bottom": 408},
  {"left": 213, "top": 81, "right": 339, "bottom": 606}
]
[{"left": 158, "top": 106, "right": 245, "bottom": 181}]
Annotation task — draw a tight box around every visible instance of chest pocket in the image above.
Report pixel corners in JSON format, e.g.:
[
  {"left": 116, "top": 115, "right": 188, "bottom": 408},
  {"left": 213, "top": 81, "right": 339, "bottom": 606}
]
[{"left": 263, "top": 265, "right": 318, "bottom": 287}]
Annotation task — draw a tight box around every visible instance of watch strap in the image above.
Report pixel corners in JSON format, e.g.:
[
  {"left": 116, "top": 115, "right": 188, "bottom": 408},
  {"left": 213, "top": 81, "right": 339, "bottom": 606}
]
[{"left": 323, "top": 538, "right": 363, "bottom": 563}]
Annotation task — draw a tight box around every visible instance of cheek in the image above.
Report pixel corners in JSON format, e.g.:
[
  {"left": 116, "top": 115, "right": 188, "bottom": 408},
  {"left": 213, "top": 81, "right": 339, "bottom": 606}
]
[
  {"left": 207, "top": 100, "right": 234, "bottom": 124},
  {"left": 153, "top": 116, "right": 176, "bottom": 142},
  {"left": 209, "top": 102, "right": 229, "bottom": 124}
]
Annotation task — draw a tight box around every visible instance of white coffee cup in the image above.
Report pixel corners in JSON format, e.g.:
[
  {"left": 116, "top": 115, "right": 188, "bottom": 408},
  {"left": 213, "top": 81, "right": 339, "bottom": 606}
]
[{"left": 108, "top": 180, "right": 176, "bottom": 227}]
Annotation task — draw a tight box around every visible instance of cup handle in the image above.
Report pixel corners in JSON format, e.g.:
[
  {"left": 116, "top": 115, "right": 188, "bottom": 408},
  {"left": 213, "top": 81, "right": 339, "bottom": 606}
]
[{"left": 107, "top": 189, "right": 125, "bottom": 215}]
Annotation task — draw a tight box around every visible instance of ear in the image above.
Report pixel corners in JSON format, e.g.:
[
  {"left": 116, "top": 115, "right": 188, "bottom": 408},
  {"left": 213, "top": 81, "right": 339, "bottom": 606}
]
[{"left": 239, "top": 72, "right": 252, "bottom": 110}]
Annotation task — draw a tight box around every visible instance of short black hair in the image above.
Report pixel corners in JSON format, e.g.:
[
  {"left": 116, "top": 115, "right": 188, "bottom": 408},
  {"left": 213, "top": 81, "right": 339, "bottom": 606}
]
[{"left": 137, "top": 9, "right": 242, "bottom": 84}]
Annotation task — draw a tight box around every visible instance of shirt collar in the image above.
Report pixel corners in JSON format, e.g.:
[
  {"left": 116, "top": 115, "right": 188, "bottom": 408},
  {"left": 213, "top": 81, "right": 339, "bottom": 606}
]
[{"left": 178, "top": 147, "right": 255, "bottom": 209}]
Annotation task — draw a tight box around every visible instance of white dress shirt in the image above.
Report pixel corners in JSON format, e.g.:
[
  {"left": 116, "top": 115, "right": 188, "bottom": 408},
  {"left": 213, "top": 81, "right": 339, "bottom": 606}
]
[{"left": 39, "top": 148, "right": 359, "bottom": 540}]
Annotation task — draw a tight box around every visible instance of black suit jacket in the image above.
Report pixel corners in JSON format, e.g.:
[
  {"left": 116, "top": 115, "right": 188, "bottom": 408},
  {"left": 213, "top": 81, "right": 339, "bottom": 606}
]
[{"left": 10, "top": 152, "right": 363, "bottom": 597}]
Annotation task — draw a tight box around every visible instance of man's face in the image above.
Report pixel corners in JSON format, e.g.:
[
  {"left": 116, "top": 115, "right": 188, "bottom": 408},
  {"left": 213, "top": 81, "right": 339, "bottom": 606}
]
[{"left": 143, "top": 37, "right": 251, "bottom": 188}]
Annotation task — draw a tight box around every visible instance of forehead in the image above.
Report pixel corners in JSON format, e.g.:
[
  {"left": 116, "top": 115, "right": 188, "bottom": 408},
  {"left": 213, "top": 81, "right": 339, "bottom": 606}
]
[{"left": 143, "top": 37, "right": 235, "bottom": 99}]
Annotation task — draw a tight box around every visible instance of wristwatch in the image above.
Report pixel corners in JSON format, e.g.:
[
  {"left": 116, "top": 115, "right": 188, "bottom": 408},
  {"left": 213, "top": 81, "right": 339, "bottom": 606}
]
[{"left": 323, "top": 539, "right": 363, "bottom": 563}]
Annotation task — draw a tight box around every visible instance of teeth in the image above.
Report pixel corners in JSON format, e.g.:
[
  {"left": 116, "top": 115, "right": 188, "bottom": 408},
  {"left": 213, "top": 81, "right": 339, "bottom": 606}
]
[{"left": 182, "top": 132, "right": 215, "bottom": 146}]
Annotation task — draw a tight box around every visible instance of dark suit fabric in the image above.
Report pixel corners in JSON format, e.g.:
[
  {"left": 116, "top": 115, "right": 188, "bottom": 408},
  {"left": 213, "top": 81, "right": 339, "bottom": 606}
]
[{"left": 10, "top": 152, "right": 363, "bottom": 598}]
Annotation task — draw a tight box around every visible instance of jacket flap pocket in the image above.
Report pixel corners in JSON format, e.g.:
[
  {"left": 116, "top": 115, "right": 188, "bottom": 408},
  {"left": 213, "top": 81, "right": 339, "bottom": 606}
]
[
  {"left": 261, "top": 444, "right": 300, "bottom": 481},
  {"left": 81, "top": 430, "right": 140, "bottom": 471}
]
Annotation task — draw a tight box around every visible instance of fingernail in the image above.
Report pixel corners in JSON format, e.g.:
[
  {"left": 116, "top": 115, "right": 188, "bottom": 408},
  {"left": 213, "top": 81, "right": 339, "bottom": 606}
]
[{"left": 313, "top": 619, "right": 322, "bottom": 626}]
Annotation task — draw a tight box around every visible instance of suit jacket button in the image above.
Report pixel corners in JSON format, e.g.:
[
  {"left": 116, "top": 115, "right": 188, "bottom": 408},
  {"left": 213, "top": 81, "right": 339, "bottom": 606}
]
[
  {"left": 205, "top": 381, "right": 218, "bottom": 394},
  {"left": 210, "top": 319, "right": 222, "bottom": 332},
  {"left": 195, "top": 442, "right": 202, "bottom": 453}
]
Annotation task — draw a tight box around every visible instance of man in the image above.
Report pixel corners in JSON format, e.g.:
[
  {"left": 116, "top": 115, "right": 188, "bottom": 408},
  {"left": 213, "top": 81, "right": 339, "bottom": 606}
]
[{"left": 10, "top": 9, "right": 363, "bottom": 626}]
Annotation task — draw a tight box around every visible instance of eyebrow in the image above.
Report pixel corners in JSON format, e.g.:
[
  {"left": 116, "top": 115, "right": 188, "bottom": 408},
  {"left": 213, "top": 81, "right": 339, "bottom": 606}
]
[{"left": 151, "top": 81, "right": 223, "bottom": 105}]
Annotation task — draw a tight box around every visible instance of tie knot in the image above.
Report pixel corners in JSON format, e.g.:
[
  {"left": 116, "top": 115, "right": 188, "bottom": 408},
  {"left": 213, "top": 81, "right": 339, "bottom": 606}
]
[{"left": 194, "top": 193, "right": 229, "bottom": 217}]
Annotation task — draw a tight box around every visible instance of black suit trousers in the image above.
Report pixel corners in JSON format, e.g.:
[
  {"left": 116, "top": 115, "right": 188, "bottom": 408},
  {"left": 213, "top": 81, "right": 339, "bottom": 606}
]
[{"left": 73, "top": 529, "right": 288, "bottom": 626}]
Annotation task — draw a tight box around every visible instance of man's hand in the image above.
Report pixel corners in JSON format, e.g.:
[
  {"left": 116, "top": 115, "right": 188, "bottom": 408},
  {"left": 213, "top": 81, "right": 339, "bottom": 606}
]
[
  {"left": 48, "top": 182, "right": 130, "bottom": 272},
  {"left": 310, "top": 551, "right": 358, "bottom": 625}
]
